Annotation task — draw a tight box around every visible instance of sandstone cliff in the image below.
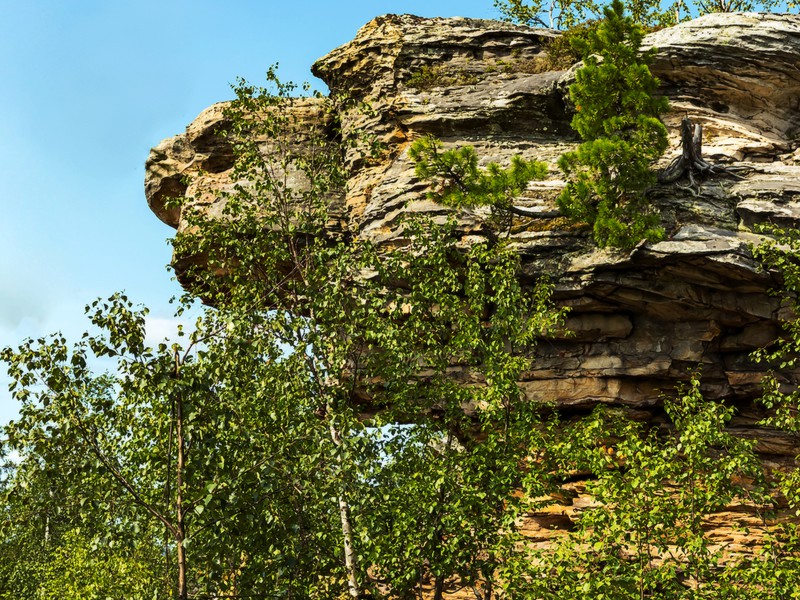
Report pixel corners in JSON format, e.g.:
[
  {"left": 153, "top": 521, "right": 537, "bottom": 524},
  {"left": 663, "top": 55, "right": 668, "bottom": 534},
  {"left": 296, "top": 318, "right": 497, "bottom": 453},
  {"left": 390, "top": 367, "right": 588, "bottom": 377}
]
[{"left": 145, "top": 12, "right": 800, "bottom": 566}]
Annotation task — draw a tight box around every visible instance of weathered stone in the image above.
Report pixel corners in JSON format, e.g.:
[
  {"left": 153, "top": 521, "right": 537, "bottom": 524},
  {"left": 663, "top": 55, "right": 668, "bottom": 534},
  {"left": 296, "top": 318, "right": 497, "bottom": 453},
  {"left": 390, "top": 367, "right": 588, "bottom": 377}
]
[
  {"left": 145, "top": 97, "right": 344, "bottom": 235},
  {"left": 644, "top": 13, "right": 800, "bottom": 161},
  {"left": 145, "top": 103, "right": 233, "bottom": 228},
  {"left": 145, "top": 12, "right": 800, "bottom": 574}
]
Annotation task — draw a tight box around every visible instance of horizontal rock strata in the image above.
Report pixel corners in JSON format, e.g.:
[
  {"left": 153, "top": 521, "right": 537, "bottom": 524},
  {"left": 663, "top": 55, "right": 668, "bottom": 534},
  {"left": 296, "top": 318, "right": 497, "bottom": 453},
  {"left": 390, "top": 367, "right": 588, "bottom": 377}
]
[{"left": 145, "top": 11, "right": 800, "bottom": 570}]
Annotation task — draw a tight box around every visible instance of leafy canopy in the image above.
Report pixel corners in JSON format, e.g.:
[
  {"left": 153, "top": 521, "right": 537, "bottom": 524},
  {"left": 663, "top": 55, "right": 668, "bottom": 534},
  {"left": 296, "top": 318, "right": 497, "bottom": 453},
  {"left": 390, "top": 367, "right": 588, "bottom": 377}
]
[
  {"left": 2, "top": 68, "right": 567, "bottom": 599},
  {"left": 4, "top": 20, "right": 800, "bottom": 596}
]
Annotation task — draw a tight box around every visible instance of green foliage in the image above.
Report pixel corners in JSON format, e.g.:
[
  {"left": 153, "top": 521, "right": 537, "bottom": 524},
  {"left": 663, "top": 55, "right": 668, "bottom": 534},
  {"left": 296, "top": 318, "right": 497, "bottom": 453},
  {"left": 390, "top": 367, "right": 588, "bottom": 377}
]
[
  {"left": 753, "top": 227, "right": 800, "bottom": 517},
  {"left": 557, "top": 0, "right": 669, "bottom": 248},
  {"left": 353, "top": 218, "right": 565, "bottom": 596},
  {"left": 534, "top": 19, "right": 603, "bottom": 70},
  {"left": 409, "top": 134, "right": 548, "bottom": 231},
  {"left": 503, "top": 374, "right": 768, "bottom": 599},
  {"left": 691, "top": 0, "right": 789, "bottom": 16},
  {"left": 495, "top": 0, "right": 793, "bottom": 30},
  {"left": 752, "top": 226, "right": 800, "bottom": 375},
  {"left": 659, "top": 228, "right": 800, "bottom": 597},
  {"left": 1, "top": 292, "right": 358, "bottom": 598},
  {"left": 37, "top": 530, "right": 159, "bottom": 600},
  {"left": 5, "top": 59, "right": 800, "bottom": 600},
  {"left": 0, "top": 370, "right": 165, "bottom": 599},
  {"left": 495, "top": 0, "right": 677, "bottom": 29},
  {"left": 1, "top": 68, "right": 567, "bottom": 599},
  {"left": 179, "top": 71, "right": 566, "bottom": 596}
]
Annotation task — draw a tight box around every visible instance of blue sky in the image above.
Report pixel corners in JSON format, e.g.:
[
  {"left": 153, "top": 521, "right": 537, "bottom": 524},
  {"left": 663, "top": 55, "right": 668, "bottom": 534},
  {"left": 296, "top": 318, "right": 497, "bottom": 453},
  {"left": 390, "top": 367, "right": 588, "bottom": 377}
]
[{"left": 0, "top": 0, "right": 502, "bottom": 425}]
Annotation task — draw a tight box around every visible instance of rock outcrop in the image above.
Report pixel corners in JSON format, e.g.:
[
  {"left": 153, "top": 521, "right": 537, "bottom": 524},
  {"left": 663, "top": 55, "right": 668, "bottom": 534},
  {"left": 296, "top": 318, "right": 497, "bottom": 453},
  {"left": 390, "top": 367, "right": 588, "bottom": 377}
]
[{"left": 145, "top": 12, "right": 800, "bottom": 566}]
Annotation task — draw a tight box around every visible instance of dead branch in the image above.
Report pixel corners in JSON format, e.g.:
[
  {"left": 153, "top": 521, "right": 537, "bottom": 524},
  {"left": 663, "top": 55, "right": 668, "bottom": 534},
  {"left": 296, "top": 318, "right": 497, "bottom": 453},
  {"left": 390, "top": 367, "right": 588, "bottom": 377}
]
[{"left": 657, "top": 117, "right": 749, "bottom": 186}]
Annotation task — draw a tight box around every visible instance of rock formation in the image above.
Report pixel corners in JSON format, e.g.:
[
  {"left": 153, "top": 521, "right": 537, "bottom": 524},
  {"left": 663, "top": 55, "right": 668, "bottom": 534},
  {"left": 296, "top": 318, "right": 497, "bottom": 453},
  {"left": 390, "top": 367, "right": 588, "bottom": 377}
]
[{"left": 145, "top": 12, "right": 800, "bottom": 572}]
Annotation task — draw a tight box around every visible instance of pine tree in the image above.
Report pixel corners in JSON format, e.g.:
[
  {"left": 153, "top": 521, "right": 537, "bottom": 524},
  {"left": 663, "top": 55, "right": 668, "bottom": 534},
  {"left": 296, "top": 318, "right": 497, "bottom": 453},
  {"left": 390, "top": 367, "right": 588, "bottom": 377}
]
[{"left": 557, "top": 0, "right": 669, "bottom": 249}]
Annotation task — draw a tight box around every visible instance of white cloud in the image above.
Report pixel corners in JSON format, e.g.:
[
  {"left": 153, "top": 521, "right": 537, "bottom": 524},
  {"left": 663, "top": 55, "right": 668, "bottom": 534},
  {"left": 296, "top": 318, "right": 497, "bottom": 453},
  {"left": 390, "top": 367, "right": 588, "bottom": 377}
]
[
  {"left": 144, "top": 315, "right": 192, "bottom": 347},
  {"left": 0, "top": 297, "right": 91, "bottom": 426},
  {"left": 0, "top": 301, "right": 204, "bottom": 427},
  {"left": 0, "top": 264, "right": 50, "bottom": 333}
]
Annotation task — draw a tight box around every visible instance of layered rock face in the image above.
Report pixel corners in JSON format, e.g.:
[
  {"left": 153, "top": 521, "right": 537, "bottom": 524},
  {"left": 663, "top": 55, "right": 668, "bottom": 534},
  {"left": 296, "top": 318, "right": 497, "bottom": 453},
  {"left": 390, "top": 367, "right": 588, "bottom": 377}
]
[{"left": 146, "top": 12, "right": 800, "bottom": 561}]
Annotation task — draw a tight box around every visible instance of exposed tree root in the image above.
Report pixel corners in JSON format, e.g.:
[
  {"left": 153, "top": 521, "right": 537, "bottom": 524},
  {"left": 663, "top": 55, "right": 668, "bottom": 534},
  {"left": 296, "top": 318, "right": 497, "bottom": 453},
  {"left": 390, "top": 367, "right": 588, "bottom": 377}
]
[{"left": 657, "top": 117, "right": 749, "bottom": 187}]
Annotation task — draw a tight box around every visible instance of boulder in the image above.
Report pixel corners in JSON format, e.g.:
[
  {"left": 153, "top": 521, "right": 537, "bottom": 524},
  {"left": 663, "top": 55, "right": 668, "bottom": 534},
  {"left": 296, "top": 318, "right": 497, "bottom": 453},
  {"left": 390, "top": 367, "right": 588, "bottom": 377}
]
[{"left": 145, "top": 12, "right": 800, "bottom": 561}]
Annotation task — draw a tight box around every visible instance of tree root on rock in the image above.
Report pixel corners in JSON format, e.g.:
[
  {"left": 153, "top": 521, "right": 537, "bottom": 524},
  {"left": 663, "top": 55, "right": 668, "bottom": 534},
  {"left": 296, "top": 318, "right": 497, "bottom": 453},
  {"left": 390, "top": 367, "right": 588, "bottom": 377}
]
[{"left": 657, "top": 117, "right": 749, "bottom": 191}]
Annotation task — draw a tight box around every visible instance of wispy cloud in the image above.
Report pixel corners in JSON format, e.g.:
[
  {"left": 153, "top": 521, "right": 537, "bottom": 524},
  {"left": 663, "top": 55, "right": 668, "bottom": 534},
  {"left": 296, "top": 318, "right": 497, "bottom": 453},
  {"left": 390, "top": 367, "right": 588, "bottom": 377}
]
[
  {"left": 0, "top": 240, "right": 51, "bottom": 335},
  {"left": 145, "top": 315, "right": 194, "bottom": 347}
]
